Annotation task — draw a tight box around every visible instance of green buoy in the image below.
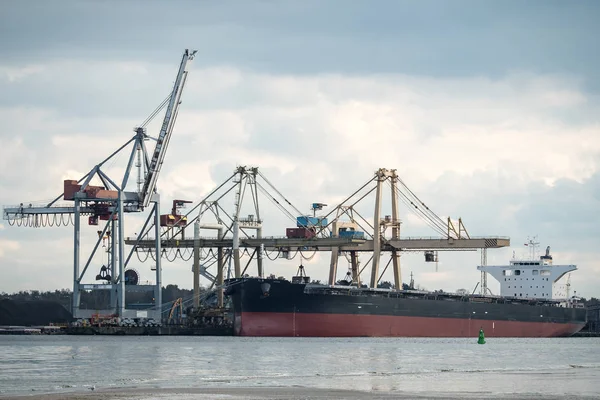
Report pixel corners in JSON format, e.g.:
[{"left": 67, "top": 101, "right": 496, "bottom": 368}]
[{"left": 478, "top": 328, "right": 486, "bottom": 344}]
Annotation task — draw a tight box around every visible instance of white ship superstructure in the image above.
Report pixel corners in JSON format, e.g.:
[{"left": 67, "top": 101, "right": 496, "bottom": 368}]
[{"left": 477, "top": 243, "right": 576, "bottom": 300}]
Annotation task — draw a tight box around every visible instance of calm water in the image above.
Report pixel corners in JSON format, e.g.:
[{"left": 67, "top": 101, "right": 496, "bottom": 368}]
[{"left": 0, "top": 336, "right": 599, "bottom": 398}]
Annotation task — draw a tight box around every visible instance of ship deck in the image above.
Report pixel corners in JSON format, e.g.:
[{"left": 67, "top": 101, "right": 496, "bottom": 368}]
[{"left": 302, "top": 283, "right": 564, "bottom": 307}]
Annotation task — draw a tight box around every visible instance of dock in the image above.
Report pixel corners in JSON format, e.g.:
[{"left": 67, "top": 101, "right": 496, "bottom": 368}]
[
  {"left": 0, "top": 326, "right": 63, "bottom": 335},
  {"left": 64, "top": 325, "right": 232, "bottom": 336}
]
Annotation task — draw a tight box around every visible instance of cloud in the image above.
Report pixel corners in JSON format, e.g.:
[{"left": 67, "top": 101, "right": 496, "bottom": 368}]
[
  {"left": 0, "top": 65, "right": 46, "bottom": 82},
  {"left": 1, "top": 1, "right": 600, "bottom": 92},
  {"left": 0, "top": 239, "right": 20, "bottom": 257},
  {"left": 0, "top": 51, "right": 599, "bottom": 297}
]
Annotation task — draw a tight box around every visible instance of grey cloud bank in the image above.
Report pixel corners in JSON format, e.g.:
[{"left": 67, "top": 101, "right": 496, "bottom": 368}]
[
  {"left": 0, "top": 1, "right": 599, "bottom": 298},
  {"left": 1, "top": 1, "right": 600, "bottom": 88}
]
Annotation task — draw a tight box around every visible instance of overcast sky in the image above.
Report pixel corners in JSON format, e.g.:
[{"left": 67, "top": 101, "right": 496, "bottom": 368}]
[{"left": 1, "top": 0, "right": 599, "bottom": 299}]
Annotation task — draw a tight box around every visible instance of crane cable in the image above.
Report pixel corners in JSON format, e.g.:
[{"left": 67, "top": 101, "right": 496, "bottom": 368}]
[
  {"left": 388, "top": 181, "right": 448, "bottom": 236},
  {"left": 139, "top": 94, "right": 171, "bottom": 129},
  {"left": 257, "top": 171, "right": 304, "bottom": 217},
  {"left": 255, "top": 182, "right": 297, "bottom": 223},
  {"left": 395, "top": 177, "right": 448, "bottom": 230}
]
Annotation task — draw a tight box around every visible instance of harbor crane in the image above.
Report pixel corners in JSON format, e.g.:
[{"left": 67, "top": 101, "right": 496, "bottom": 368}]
[
  {"left": 2, "top": 49, "right": 197, "bottom": 320},
  {"left": 128, "top": 166, "right": 510, "bottom": 307}
]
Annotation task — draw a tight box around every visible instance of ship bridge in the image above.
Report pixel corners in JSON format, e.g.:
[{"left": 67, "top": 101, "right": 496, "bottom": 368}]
[{"left": 478, "top": 245, "right": 575, "bottom": 300}]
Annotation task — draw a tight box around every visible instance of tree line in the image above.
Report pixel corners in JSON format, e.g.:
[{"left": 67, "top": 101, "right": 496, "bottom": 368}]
[{"left": 0, "top": 284, "right": 202, "bottom": 312}]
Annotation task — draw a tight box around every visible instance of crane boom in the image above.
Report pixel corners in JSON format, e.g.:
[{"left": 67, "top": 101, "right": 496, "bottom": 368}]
[{"left": 140, "top": 49, "right": 197, "bottom": 208}]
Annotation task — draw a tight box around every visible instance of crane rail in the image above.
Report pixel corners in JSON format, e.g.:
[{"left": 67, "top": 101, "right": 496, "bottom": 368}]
[{"left": 126, "top": 236, "right": 510, "bottom": 251}]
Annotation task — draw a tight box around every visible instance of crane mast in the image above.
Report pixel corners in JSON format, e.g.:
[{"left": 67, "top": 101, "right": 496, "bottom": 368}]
[{"left": 140, "top": 49, "right": 197, "bottom": 208}]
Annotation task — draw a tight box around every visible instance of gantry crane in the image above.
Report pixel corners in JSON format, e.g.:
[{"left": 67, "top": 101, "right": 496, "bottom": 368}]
[
  {"left": 2, "top": 49, "right": 197, "bottom": 320},
  {"left": 128, "top": 166, "right": 510, "bottom": 302}
]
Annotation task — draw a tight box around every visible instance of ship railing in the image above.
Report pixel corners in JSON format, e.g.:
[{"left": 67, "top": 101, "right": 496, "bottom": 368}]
[
  {"left": 305, "top": 285, "right": 467, "bottom": 301},
  {"left": 303, "top": 285, "right": 567, "bottom": 308}
]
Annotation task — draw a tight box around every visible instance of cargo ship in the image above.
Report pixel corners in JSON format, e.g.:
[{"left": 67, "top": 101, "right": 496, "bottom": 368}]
[{"left": 224, "top": 245, "right": 586, "bottom": 337}]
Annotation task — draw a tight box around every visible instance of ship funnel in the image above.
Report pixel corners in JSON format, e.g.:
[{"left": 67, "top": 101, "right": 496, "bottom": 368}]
[{"left": 540, "top": 245, "right": 553, "bottom": 261}]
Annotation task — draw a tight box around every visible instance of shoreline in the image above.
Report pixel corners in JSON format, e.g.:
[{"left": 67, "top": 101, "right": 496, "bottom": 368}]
[
  {"left": 1, "top": 387, "right": 599, "bottom": 400},
  {"left": 1, "top": 330, "right": 599, "bottom": 337}
]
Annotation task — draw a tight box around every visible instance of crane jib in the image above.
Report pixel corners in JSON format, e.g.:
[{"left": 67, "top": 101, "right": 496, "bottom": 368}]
[{"left": 140, "top": 49, "right": 196, "bottom": 208}]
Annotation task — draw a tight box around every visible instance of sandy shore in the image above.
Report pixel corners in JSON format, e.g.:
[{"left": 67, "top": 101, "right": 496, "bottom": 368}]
[{"left": 1, "top": 387, "right": 598, "bottom": 400}]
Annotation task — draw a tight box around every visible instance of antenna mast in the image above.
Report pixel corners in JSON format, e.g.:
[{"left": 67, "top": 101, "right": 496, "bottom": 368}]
[{"left": 525, "top": 236, "right": 539, "bottom": 260}]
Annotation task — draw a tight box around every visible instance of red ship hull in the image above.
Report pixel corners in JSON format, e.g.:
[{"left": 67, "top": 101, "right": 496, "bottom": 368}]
[{"left": 235, "top": 311, "right": 585, "bottom": 337}]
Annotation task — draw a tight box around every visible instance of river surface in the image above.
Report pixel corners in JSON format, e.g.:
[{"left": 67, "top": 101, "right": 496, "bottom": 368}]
[{"left": 0, "top": 336, "right": 599, "bottom": 398}]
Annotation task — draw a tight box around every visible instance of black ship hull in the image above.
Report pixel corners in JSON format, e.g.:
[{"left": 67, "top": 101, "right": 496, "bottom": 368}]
[{"left": 225, "top": 278, "right": 586, "bottom": 337}]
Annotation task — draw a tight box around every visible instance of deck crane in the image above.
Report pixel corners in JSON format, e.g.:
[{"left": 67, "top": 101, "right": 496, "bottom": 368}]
[{"left": 2, "top": 49, "right": 196, "bottom": 320}]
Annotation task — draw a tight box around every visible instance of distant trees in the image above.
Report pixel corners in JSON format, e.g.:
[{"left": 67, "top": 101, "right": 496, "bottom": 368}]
[
  {"left": 584, "top": 297, "right": 599, "bottom": 307},
  {"left": 0, "top": 289, "right": 72, "bottom": 309},
  {"left": 163, "top": 284, "right": 194, "bottom": 304},
  {"left": 377, "top": 281, "right": 394, "bottom": 289},
  {"left": 0, "top": 285, "right": 200, "bottom": 312}
]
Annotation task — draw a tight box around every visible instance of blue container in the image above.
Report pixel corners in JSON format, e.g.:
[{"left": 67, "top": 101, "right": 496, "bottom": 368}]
[
  {"left": 339, "top": 230, "right": 364, "bottom": 239},
  {"left": 296, "top": 216, "right": 328, "bottom": 228}
]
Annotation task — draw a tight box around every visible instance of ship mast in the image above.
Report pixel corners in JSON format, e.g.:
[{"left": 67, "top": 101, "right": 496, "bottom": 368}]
[{"left": 525, "top": 236, "right": 540, "bottom": 260}]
